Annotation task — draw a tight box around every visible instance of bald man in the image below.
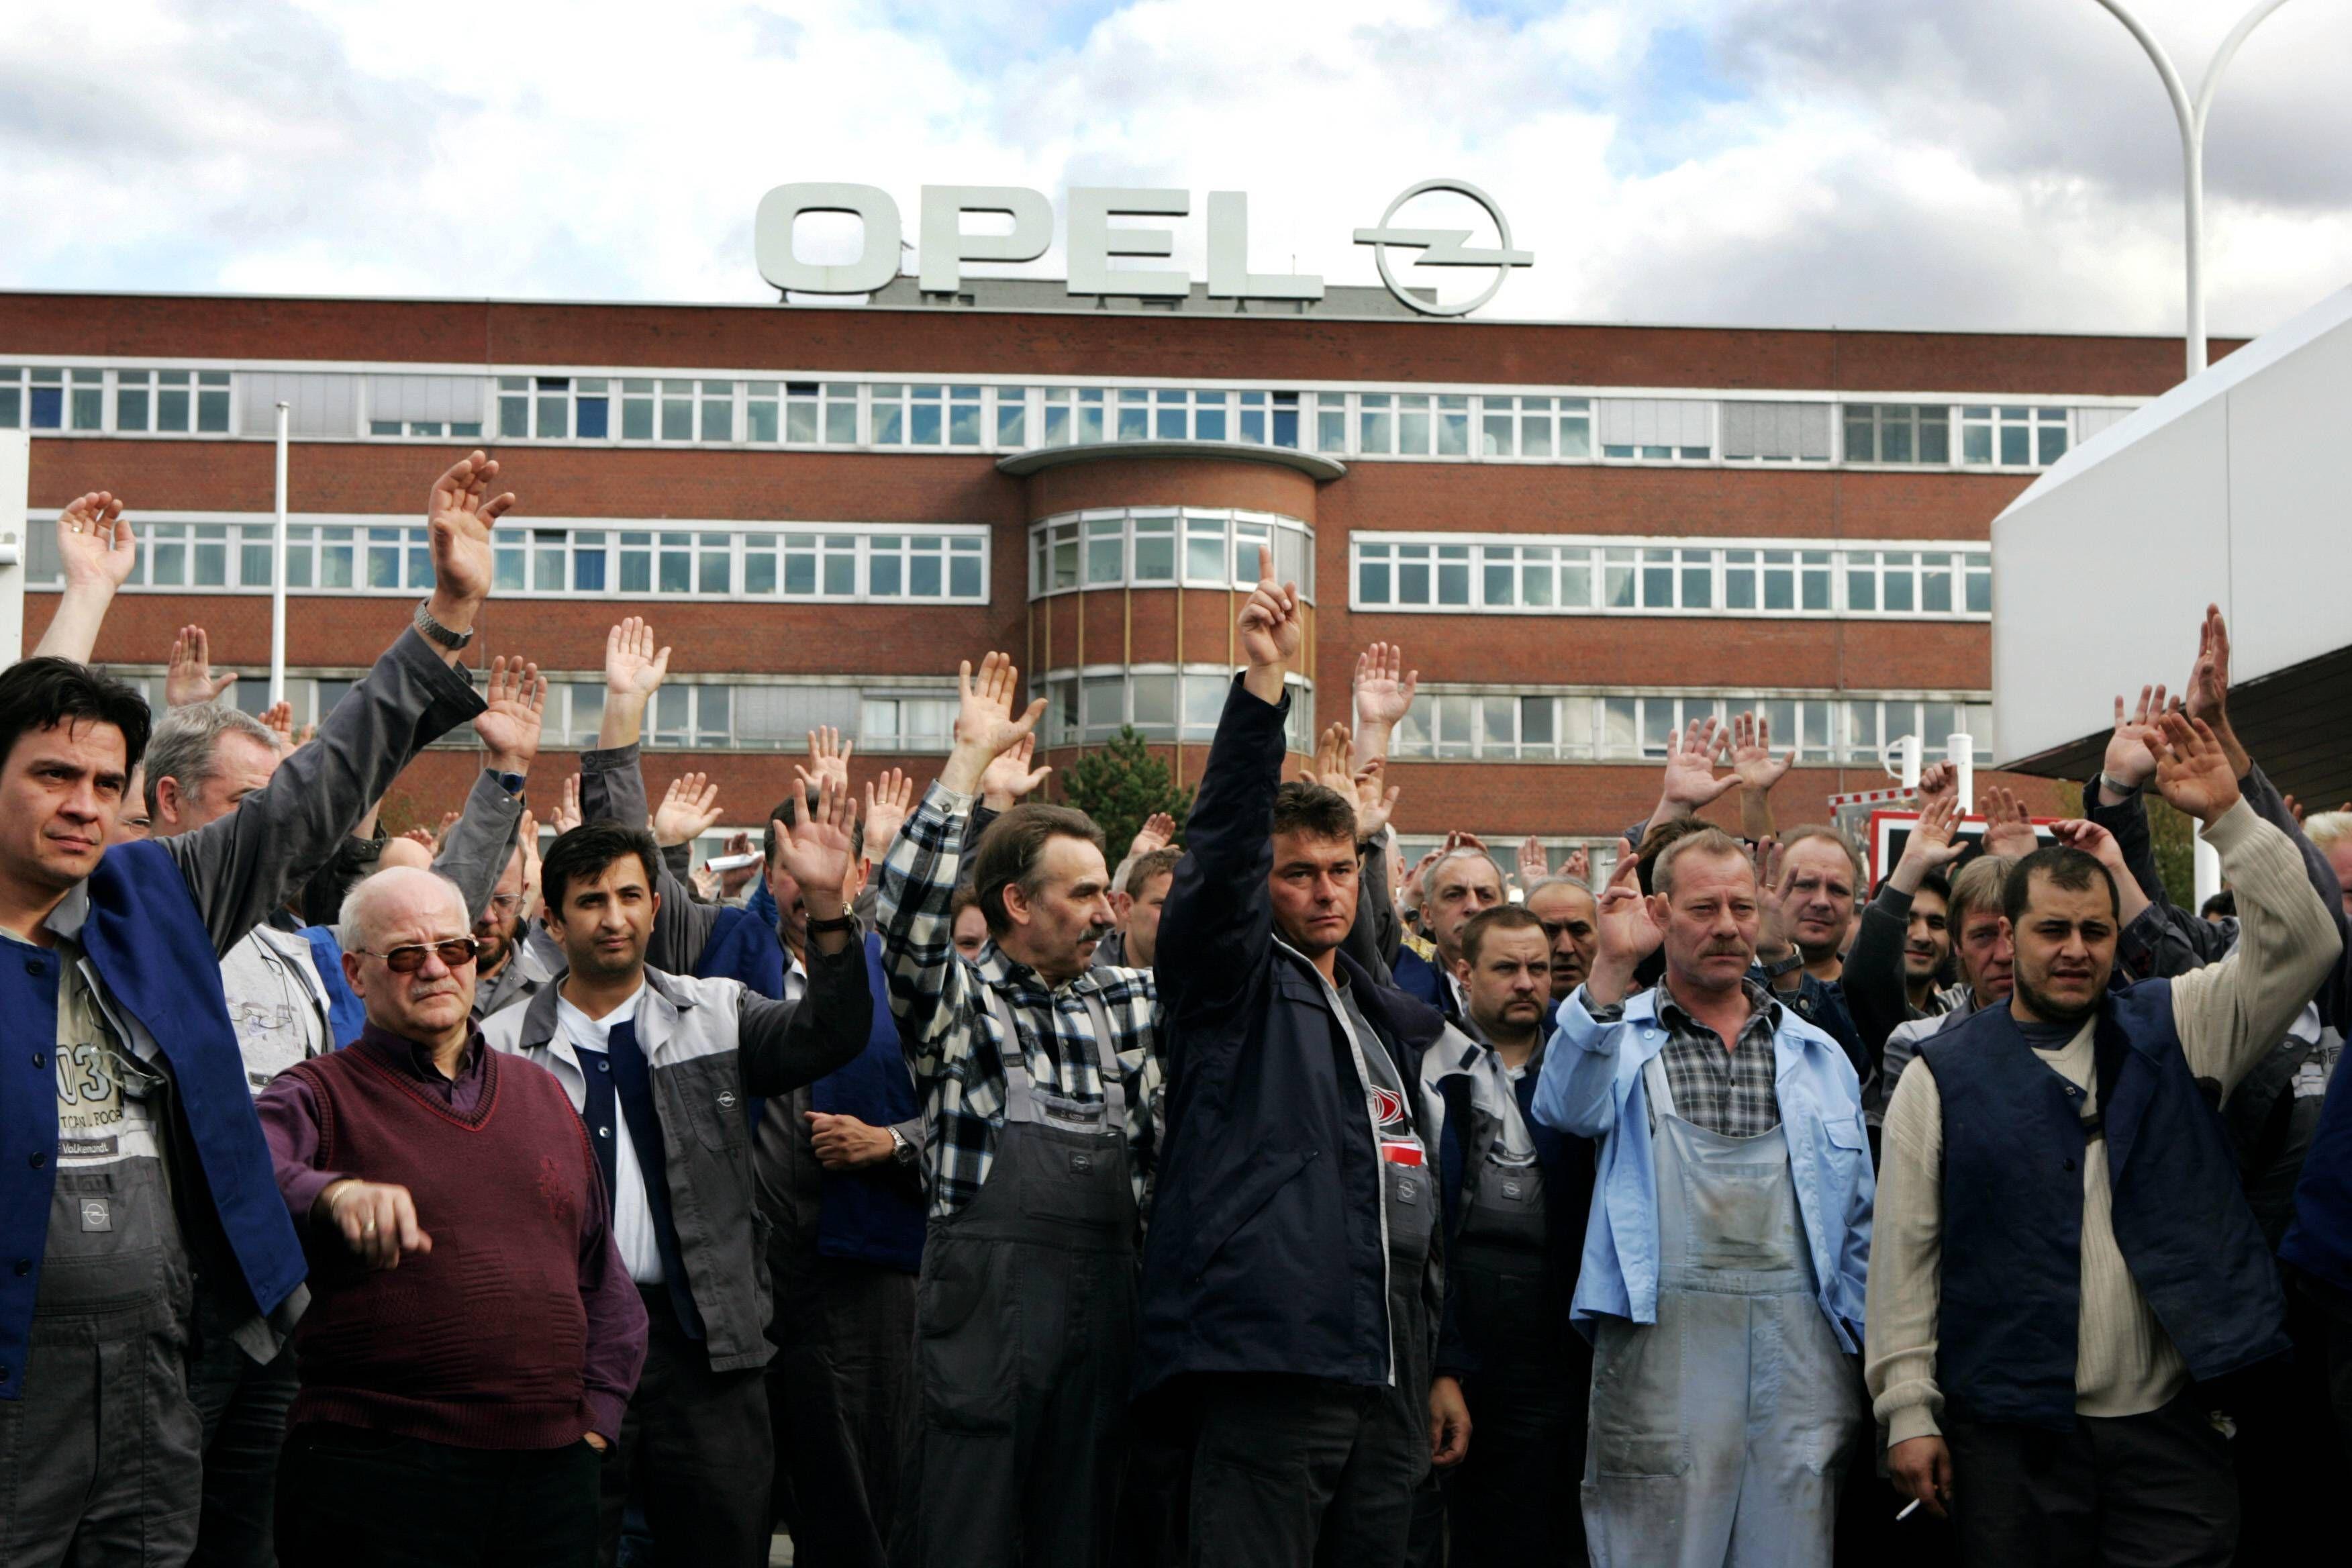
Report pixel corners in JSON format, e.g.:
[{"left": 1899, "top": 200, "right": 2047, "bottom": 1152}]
[{"left": 257, "top": 868, "right": 647, "bottom": 1568}]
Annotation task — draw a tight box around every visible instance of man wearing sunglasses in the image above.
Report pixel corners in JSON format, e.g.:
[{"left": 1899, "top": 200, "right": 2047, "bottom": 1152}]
[{"left": 256, "top": 865, "right": 648, "bottom": 1567}]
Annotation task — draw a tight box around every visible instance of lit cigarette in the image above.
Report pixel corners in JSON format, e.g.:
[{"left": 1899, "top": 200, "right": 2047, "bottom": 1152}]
[{"left": 1896, "top": 1499, "right": 1923, "bottom": 1522}]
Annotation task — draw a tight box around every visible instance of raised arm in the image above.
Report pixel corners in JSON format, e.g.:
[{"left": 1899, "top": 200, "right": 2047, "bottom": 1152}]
[
  {"left": 1848, "top": 791, "right": 1968, "bottom": 1055},
  {"left": 1529, "top": 859, "right": 1658, "bottom": 1139},
  {"left": 428, "top": 655, "right": 540, "bottom": 921},
  {"left": 1349, "top": 640, "right": 1418, "bottom": 773},
  {"left": 736, "top": 774, "right": 872, "bottom": 1094},
  {"left": 581, "top": 618, "right": 722, "bottom": 972},
  {"left": 1728, "top": 709, "right": 1794, "bottom": 844},
  {"left": 1647, "top": 717, "right": 1740, "bottom": 832},
  {"left": 29, "top": 493, "right": 138, "bottom": 663},
  {"left": 161, "top": 453, "right": 502, "bottom": 953},
  {"left": 1302, "top": 722, "right": 1402, "bottom": 985}
]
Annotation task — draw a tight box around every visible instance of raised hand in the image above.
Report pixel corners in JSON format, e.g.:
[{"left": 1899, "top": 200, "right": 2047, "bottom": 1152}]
[
  {"left": 1916, "top": 759, "right": 1959, "bottom": 802},
  {"left": 1237, "top": 545, "right": 1304, "bottom": 699},
  {"left": 717, "top": 830, "right": 761, "bottom": 897},
  {"left": 773, "top": 774, "right": 858, "bottom": 921},
  {"left": 946, "top": 652, "right": 1047, "bottom": 795},
  {"left": 260, "top": 700, "right": 296, "bottom": 755},
  {"left": 605, "top": 616, "right": 670, "bottom": 701},
  {"left": 1658, "top": 716, "right": 1738, "bottom": 817},
  {"left": 653, "top": 772, "right": 723, "bottom": 848},
  {"left": 1129, "top": 813, "right": 1177, "bottom": 860},
  {"left": 56, "top": 492, "right": 137, "bottom": 593},
  {"left": 691, "top": 865, "right": 722, "bottom": 902},
  {"left": 549, "top": 773, "right": 584, "bottom": 836},
  {"left": 1349, "top": 761, "right": 1403, "bottom": 842},
  {"left": 1353, "top": 642, "right": 1420, "bottom": 731},
  {"left": 1587, "top": 856, "right": 1665, "bottom": 1003},
  {"left": 2104, "top": 685, "right": 2168, "bottom": 794},
  {"left": 863, "top": 769, "right": 914, "bottom": 862},
  {"left": 1562, "top": 846, "right": 1591, "bottom": 885},
  {"left": 978, "top": 732, "right": 1051, "bottom": 807},
  {"left": 1980, "top": 784, "right": 2040, "bottom": 859},
  {"left": 1890, "top": 793, "right": 1969, "bottom": 894},
  {"left": 1516, "top": 836, "right": 1551, "bottom": 888},
  {"left": 2151, "top": 711, "right": 2241, "bottom": 826},
  {"left": 1727, "top": 709, "right": 1794, "bottom": 795},
  {"left": 1302, "top": 722, "right": 1355, "bottom": 793},
  {"left": 517, "top": 808, "right": 543, "bottom": 900},
  {"left": 807, "top": 726, "right": 854, "bottom": 793},
  {"left": 165, "top": 624, "right": 238, "bottom": 707},
  {"left": 1753, "top": 837, "right": 1798, "bottom": 961},
  {"left": 473, "top": 656, "right": 548, "bottom": 775},
  {"left": 424, "top": 451, "right": 513, "bottom": 614},
  {"left": 2184, "top": 604, "right": 2231, "bottom": 724},
  {"left": 2049, "top": 818, "right": 2149, "bottom": 924}
]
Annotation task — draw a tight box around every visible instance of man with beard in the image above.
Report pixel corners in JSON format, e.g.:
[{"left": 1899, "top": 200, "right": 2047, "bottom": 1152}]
[
  {"left": 1522, "top": 876, "right": 1600, "bottom": 1020},
  {"left": 485, "top": 810, "right": 871, "bottom": 1568},
  {"left": 1421, "top": 905, "right": 1594, "bottom": 1561},
  {"left": 1870, "top": 713, "right": 2341, "bottom": 1564}
]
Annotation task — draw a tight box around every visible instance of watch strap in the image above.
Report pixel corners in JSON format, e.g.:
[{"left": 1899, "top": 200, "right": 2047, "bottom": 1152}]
[
  {"left": 412, "top": 598, "right": 475, "bottom": 650},
  {"left": 805, "top": 913, "right": 857, "bottom": 935},
  {"left": 1761, "top": 951, "right": 1806, "bottom": 980}
]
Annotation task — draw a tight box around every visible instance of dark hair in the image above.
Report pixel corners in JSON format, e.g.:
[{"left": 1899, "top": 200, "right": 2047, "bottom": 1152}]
[
  {"left": 2200, "top": 889, "right": 2237, "bottom": 920},
  {"left": 542, "top": 821, "right": 663, "bottom": 911},
  {"left": 969, "top": 804, "right": 1105, "bottom": 936},
  {"left": 1916, "top": 869, "right": 1953, "bottom": 904},
  {"left": 0, "top": 657, "right": 153, "bottom": 777},
  {"left": 1460, "top": 903, "right": 1545, "bottom": 965},
  {"left": 766, "top": 789, "right": 863, "bottom": 864},
  {"left": 1271, "top": 781, "right": 1355, "bottom": 843},
  {"left": 950, "top": 880, "right": 982, "bottom": 924},
  {"left": 2002, "top": 845, "right": 2119, "bottom": 928},
  {"left": 1124, "top": 846, "right": 1182, "bottom": 899}
]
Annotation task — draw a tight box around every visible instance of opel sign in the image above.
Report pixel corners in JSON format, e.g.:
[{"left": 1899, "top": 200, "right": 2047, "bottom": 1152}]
[{"left": 754, "top": 181, "right": 1532, "bottom": 317}]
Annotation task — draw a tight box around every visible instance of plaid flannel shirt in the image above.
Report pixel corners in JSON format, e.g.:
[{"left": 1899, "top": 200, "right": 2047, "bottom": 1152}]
[
  {"left": 1590, "top": 980, "right": 1785, "bottom": 1139},
  {"left": 876, "top": 781, "right": 1163, "bottom": 1219}
]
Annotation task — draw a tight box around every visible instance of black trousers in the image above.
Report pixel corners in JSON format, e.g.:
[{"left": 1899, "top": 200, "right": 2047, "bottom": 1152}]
[
  {"left": 1187, "top": 1373, "right": 1425, "bottom": 1568},
  {"left": 275, "top": 1422, "right": 601, "bottom": 1568},
  {"left": 1441, "top": 1244, "right": 1589, "bottom": 1562},
  {"left": 599, "top": 1286, "right": 774, "bottom": 1568},
  {"left": 769, "top": 1257, "right": 916, "bottom": 1568},
  {"left": 1943, "top": 1391, "right": 2238, "bottom": 1567}
]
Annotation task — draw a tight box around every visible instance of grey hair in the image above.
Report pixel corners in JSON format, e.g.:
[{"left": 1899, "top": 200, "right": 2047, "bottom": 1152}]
[
  {"left": 1522, "top": 875, "right": 1597, "bottom": 905},
  {"left": 338, "top": 866, "right": 469, "bottom": 953},
  {"left": 143, "top": 702, "right": 279, "bottom": 818},
  {"left": 1422, "top": 846, "right": 1504, "bottom": 899},
  {"left": 1651, "top": 828, "right": 1752, "bottom": 899}
]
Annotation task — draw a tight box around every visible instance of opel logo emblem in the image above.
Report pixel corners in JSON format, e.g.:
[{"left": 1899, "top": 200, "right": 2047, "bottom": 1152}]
[{"left": 1354, "top": 179, "right": 1535, "bottom": 317}]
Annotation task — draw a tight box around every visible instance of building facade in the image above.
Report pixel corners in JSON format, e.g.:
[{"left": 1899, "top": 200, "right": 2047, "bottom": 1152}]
[{"left": 2, "top": 287, "right": 2211, "bottom": 871}]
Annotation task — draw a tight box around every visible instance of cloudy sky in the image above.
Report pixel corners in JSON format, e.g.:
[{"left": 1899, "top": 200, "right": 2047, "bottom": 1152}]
[{"left": 4, "top": 0, "right": 2347, "bottom": 338}]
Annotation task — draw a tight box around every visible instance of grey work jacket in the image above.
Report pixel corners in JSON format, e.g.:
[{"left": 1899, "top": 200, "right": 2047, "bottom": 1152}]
[{"left": 483, "top": 952, "right": 874, "bottom": 1371}]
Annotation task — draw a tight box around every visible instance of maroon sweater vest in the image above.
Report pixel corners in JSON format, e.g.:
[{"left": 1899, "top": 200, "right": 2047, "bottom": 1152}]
[{"left": 283, "top": 1043, "right": 601, "bottom": 1449}]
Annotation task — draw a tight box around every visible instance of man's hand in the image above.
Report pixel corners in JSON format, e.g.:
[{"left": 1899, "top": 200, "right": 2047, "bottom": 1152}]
[
  {"left": 774, "top": 775, "right": 859, "bottom": 930},
  {"left": 1352, "top": 641, "right": 1418, "bottom": 767},
  {"left": 807, "top": 726, "right": 854, "bottom": 794},
  {"left": 653, "top": 773, "right": 722, "bottom": 849},
  {"left": 1728, "top": 709, "right": 1794, "bottom": 794},
  {"left": 1655, "top": 717, "right": 1739, "bottom": 820},
  {"left": 1237, "top": 544, "right": 1304, "bottom": 705},
  {"left": 1979, "top": 784, "right": 2040, "bottom": 859},
  {"left": 517, "top": 808, "right": 543, "bottom": 904},
  {"left": 1562, "top": 846, "right": 1591, "bottom": 885},
  {"left": 1889, "top": 1435, "right": 1953, "bottom": 1519},
  {"left": 2183, "top": 603, "right": 2252, "bottom": 776},
  {"left": 165, "top": 624, "right": 239, "bottom": 707},
  {"left": 1753, "top": 838, "right": 1801, "bottom": 974},
  {"left": 2048, "top": 818, "right": 2151, "bottom": 926},
  {"left": 1129, "top": 812, "right": 1177, "bottom": 860},
  {"left": 473, "top": 656, "right": 547, "bottom": 776},
  {"left": 422, "top": 452, "right": 513, "bottom": 651},
  {"left": 1302, "top": 722, "right": 1355, "bottom": 793},
  {"left": 2151, "top": 711, "right": 2241, "bottom": 826},
  {"left": 1916, "top": 759, "right": 1958, "bottom": 801},
  {"left": 549, "top": 774, "right": 584, "bottom": 836},
  {"left": 1889, "top": 793, "right": 1969, "bottom": 895},
  {"left": 716, "top": 830, "right": 760, "bottom": 898},
  {"left": 1586, "top": 856, "right": 1665, "bottom": 1006},
  {"left": 978, "top": 732, "right": 1052, "bottom": 810},
  {"left": 599, "top": 616, "right": 670, "bottom": 748},
  {"left": 56, "top": 492, "right": 138, "bottom": 593},
  {"left": 316, "top": 1179, "right": 432, "bottom": 1271},
  {"left": 1516, "top": 836, "right": 1551, "bottom": 888},
  {"left": 691, "top": 865, "right": 722, "bottom": 901},
  {"left": 258, "top": 700, "right": 297, "bottom": 756},
  {"left": 1428, "top": 1375, "right": 1471, "bottom": 1468},
  {"left": 944, "top": 652, "right": 1047, "bottom": 797},
  {"left": 2102, "top": 685, "right": 2168, "bottom": 800},
  {"left": 584, "top": 1433, "right": 609, "bottom": 1454},
  {"left": 863, "top": 769, "right": 914, "bottom": 864},
  {"left": 1348, "top": 761, "right": 1402, "bottom": 842},
  {"left": 803, "top": 1111, "right": 897, "bottom": 1171}
]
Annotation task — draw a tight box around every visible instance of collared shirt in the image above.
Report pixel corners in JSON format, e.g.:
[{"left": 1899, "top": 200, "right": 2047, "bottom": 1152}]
[
  {"left": 1638, "top": 980, "right": 1784, "bottom": 1139},
  {"left": 875, "top": 781, "right": 1163, "bottom": 1219},
  {"left": 553, "top": 985, "right": 662, "bottom": 1285}
]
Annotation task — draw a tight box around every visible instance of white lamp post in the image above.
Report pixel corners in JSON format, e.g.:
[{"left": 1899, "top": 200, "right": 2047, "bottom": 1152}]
[{"left": 2090, "top": 0, "right": 2293, "bottom": 378}]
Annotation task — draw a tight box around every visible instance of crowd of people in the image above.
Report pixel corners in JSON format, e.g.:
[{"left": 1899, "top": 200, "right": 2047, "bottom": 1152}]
[{"left": 1, "top": 451, "right": 2348, "bottom": 1568}]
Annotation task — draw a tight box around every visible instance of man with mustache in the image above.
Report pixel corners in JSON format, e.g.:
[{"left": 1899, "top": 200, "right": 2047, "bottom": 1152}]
[
  {"left": 1532, "top": 824, "right": 1875, "bottom": 1565},
  {"left": 873, "top": 650, "right": 1163, "bottom": 1568},
  {"left": 1870, "top": 713, "right": 2341, "bottom": 1565},
  {"left": 1421, "top": 904, "right": 1595, "bottom": 1561}
]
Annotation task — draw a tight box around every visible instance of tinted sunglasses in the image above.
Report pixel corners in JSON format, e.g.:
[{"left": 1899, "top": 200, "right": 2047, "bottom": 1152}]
[{"left": 354, "top": 937, "right": 481, "bottom": 974}]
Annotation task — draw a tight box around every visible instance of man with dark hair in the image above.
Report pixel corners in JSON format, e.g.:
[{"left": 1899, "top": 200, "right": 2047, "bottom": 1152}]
[
  {"left": 1532, "top": 823, "right": 1874, "bottom": 1562},
  {"left": 873, "top": 651, "right": 1163, "bottom": 1568},
  {"left": 486, "top": 803, "right": 870, "bottom": 1568},
  {"left": 1142, "top": 550, "right": 1463, "bottom": 1568},
  {"left": 0, "top": 462, "right": 513, "bottom": 1567},
  {"left": 1522, "top": 876, "right": 1600, "bottom": 1008},
  {"left": 258, "top": 865, "right": 648, "bottom": 1568},
  {"left": 1097, "top": 845, "right": 1181, "bottom": 971},
  {"left": 1420, "top": 903, "right": 1594, "bottom": 1561},
  {"left": 143, "top": 664, "right": 538, "bottom": 1568},
  {"left": 1871, "top": 713, "right": 2341, "bottom": 1563}
]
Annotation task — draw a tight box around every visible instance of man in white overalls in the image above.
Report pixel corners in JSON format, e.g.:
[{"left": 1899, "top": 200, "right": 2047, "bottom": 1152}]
[{"left": 1532, "top": 826, "right": 1874, "bottom": 1566}]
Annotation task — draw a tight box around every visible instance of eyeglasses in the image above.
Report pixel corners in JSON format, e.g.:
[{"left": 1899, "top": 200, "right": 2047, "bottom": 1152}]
[
  {"left": 353, "top": 937, "right": 481, "bottom": 974},
  {"left": 484, "top": 893, "right": 526, "bottom": 915}
]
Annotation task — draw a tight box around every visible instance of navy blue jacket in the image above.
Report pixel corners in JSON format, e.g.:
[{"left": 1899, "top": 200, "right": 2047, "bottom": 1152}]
[
  {"left": 1140, "top": 676, "right": 1448, "bottom": 1397},
  {"left": 1392, "top": 948, "right": 1459, "bottom": 1024},
  {"left": 1924, "top": 981, "right": 2289, "bottom": 1428}
]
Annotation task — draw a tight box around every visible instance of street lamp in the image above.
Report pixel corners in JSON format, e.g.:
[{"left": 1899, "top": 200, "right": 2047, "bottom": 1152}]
[{"left": 2090, "top": 0, "right": 2294, "bottom": 378}]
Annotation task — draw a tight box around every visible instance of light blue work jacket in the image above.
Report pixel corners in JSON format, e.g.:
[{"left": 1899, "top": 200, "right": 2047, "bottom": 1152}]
[{"left": 1530, "top": 983, "right": 1874, "bottom": 1351}]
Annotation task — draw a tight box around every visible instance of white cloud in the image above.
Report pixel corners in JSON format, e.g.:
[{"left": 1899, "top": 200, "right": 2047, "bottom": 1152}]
[{"left": 0, "top": 0, "right": 2345, "bottom": 340}]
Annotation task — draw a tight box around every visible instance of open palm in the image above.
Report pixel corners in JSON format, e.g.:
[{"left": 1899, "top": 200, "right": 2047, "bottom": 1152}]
[{"left": 426, "top": 452, "right": 513, "bottom": 603}]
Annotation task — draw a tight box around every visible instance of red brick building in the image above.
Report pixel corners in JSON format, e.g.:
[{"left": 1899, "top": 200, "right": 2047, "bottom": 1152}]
[{"left": 1, "top": 286, "right": 2214, "bottom": 870}]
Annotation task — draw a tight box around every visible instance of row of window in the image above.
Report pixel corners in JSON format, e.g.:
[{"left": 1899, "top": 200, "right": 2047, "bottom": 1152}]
[
  {"left": 1029, "top": 509, "right": 1317, "bottom": 599},
  {"left": 22, "top": 516, "right": 988, "bottom": 603},
  {"left": 1034, "top": 666, "right": 1318, "bottom": 753},
  {"left": 0, "top": 361, "right": 2121, "bottom": 472},
  {"left": 1353, "top": 535, "right": 1994, "bottom": 619},
  {"left": 1388, "top": 689, "right": 1995, "bottom": 765}
]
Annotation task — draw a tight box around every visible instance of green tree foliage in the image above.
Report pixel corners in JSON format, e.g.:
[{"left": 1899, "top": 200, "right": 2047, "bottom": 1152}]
[{"left": 1059, "top": 727, "right": 1193, "bottom": 860}]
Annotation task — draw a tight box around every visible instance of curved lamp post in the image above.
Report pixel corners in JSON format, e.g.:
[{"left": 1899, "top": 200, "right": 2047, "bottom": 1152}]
[{"left": 2090, "top": 0, "right": 2294, "bottom": 378}]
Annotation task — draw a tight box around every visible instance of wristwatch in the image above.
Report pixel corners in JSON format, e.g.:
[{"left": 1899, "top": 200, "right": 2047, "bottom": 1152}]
[
  {"left": 1760, "top": 951, "right": 1806, "bottom": 981},
  {"left": 887, "top": 1126, "right": 918, "bottom": 1167},
  {"left": 411, "top": 599, "right": 475, "bottom": 650},
  {"left": 805, "top": 913, "right": 857, "bottom": 936},
  {"left": 494, "top": 771, "right": 526, "bottom": 797}
]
